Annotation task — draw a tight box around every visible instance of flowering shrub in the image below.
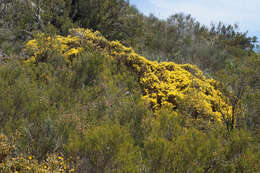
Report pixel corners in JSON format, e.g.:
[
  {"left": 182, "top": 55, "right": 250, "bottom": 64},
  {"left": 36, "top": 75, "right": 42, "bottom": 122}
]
[
  {"left": 0, "top": 134, "right": 74, "bottom": 173},
  {"left": 24, "top": 28, "right": 233, "bottom": 123},
  {"left": 25, "top": 34, "right": 83, "bottom": 64}
]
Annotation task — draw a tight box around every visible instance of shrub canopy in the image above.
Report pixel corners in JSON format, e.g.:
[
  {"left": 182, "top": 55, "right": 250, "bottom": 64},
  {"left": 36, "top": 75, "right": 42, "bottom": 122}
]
[{"left": 25, "top": 28, "right": 233, "bottom": 123}]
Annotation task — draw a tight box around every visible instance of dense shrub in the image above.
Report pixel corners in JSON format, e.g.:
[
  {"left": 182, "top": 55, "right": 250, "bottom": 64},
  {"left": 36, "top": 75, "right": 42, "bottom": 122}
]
[
  {"left": 0, "top": 26, "right": 258, "bottom": 172},
  {"left": 24, "top": 28, "right": 234, "bottom": 124}
]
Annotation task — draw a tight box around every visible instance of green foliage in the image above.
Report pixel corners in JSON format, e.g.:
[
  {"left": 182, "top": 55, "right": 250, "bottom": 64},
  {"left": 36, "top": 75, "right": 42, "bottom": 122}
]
[
  {"left": 216, "top": 54, "right": 260, "bottom": 131},
  {"left": 143, "top": 109, "right": 260, "bottom": 173},
  {"left": 144, "top": 110, "right": 220, "bottom": 173},
  {"left": 0, "top": 1, "right": 260, "bottom": 172},
  {"left": 70, "top": 0, "right": 144, "bottom": 45},
  {"left": 0, "top": 133, "right": 75, "bottom": 172},
  {"left": 0, "top": 0, "right": 75, "bottom": 52},
  {"left": 0, "top": 40, "right": 152, "bottom": 171},
  {"left": 66, "top": 124, "right": 141, "bottom": 172},
  {"left": 1, "top": 0, "right": 74, "bottom": 34}
]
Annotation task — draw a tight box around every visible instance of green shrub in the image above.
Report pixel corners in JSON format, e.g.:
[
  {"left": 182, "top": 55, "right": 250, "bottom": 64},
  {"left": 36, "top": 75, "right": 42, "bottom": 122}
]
[{"left": 66, "top": 123, "right": 142, "bottom": 172}]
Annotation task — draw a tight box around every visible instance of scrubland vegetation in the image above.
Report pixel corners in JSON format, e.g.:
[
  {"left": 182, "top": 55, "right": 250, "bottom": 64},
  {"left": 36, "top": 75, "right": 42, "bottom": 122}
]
[{"left": 0, "top": 0, "right": 260, "bottom": 172}]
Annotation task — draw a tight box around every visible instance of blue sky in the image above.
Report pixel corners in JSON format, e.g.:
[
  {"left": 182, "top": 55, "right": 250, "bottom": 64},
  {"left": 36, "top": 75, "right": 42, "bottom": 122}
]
[{"left": 129, "top": 0, "right": 260, "bottom": 41}]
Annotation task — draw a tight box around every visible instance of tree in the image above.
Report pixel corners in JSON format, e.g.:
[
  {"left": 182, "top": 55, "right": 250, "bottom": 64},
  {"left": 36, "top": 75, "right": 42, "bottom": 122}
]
[
  {"left": 69, "top": 0, "right": 144, "bottom": 45},
  {"left": 0, "top": 0, "right": 74, "bottom": 52}
]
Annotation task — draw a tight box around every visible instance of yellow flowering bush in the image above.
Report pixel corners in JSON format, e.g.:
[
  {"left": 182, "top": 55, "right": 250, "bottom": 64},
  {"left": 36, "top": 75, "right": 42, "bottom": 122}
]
[
  {"left": 24, "top": 28, "right": 233, "bottom": 123},
  {"left": 25, "top": 34, "right": 83, "bottom": 64},
  {"left": 0, "top": 134, "right": 74, "bottom": 173},
  {"left": 0, "top": 134, "right": 13, "bottom": 163}
]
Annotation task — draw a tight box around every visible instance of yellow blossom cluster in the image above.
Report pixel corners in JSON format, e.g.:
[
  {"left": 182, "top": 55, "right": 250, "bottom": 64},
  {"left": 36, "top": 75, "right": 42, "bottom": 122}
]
[
  {"left": 25, "top": 34, "right": 83, "bottom": 63},
  {"left": 126, "top": 54, "right": 232, "bottom": 122},
  {"left": 2, "top": 154, "right": 75, "bottom": 173},
  {"left": 24, "top": 28, "right": 233, "bottom": 123},
  {"left": 0, "top": 134, "right": 13, "bottom": 163},
  {"left": 0, "top": 133, "right": 75, "bottom": 173}
]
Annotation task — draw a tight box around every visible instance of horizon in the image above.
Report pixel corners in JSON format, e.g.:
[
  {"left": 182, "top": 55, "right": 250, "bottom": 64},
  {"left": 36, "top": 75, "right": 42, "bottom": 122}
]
[{"left": 130, "top": 0, "right": 260, "bottom": 43}]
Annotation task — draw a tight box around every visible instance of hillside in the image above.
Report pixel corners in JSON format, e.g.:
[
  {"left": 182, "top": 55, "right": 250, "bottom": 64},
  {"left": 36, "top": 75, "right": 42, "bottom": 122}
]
[
  {"left": 0, "top": 0, "right": 260, "bottom": 172},
  {"left": 0, "top": 28, "right": 259, "bottom": 172},
  {"left": 25, "top": 28, "right": 232, "bottom": 123}
]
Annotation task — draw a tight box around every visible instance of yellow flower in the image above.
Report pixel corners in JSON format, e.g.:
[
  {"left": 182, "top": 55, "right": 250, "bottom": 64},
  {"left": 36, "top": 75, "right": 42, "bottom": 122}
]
[
  {"left": 23, "top": 28, "right": 233, "bottom": 124},
  {"left": 28, "top": 155, "right": 32, "bottom": 160}
]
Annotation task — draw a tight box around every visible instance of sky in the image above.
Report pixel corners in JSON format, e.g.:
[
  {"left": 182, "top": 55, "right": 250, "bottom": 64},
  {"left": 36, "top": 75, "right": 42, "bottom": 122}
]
[{"left": 129, "top": 0, "right": 260, "bottom": 41}]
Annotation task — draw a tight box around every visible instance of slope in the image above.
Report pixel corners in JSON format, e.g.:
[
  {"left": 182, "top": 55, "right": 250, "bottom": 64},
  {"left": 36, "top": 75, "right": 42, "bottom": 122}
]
[{"left": 24, "top": 28, "right": 233, "bottom": 124}]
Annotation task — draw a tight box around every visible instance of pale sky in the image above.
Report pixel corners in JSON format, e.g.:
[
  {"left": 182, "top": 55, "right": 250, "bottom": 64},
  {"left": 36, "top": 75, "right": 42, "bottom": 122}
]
[{"left": 130, "top": 0, "right": 260, "bottom": 41}]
